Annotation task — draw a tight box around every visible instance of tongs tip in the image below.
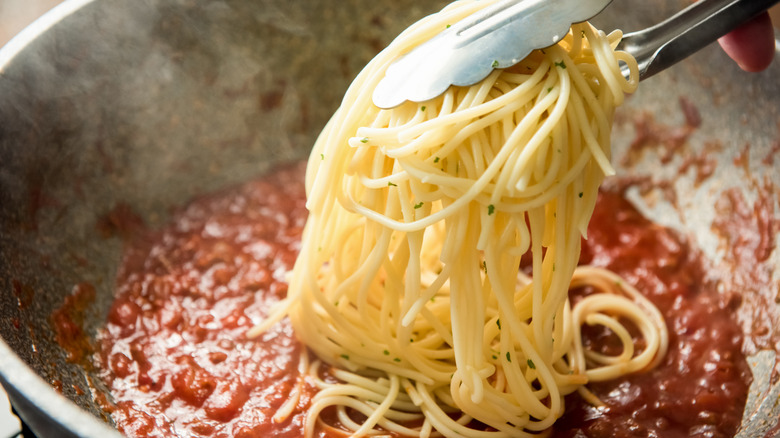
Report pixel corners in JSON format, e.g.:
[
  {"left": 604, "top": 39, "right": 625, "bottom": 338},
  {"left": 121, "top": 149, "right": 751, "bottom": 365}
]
[{"left": 372, "top": 0, "right": 614, "bottom": 109}]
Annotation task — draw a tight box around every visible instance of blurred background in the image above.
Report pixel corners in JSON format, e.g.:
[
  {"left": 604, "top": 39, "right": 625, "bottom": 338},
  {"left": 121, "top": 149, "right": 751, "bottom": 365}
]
[
  {"left": 0, "top": 0, "right": 63, "bottom": 46},
  {"left": 3, "top": 1, "right": 780, "bottom": 46}
]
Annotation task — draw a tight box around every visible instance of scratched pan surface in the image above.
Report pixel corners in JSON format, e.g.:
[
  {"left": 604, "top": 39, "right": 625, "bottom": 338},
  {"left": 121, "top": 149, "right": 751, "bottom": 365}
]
[{"left": 0, "top": 0, "right": 778, "bottom": 436}]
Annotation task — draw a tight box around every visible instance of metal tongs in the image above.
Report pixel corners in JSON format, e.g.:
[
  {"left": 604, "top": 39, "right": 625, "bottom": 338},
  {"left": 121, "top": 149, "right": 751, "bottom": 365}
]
[{"left": 373, "top": 0, "right": 780, "bottom": 109}]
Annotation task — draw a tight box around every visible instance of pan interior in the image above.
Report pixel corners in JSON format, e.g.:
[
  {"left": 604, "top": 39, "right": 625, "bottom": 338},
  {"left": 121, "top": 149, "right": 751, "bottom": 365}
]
[{"left": 0, "top": 0, "right": 777, "bottom": 435}]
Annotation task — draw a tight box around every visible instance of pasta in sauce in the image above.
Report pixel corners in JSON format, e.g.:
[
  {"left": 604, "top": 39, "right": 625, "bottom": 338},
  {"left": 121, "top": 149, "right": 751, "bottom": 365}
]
[
  {"left": 249, "top": 0, "right": 664, "bottom": 435},
  {"left": 95, "top": 165, "right": 750, "bottom": 438},
  {"left": 94, "top": 1, "right": 750, "bottom": 437}
]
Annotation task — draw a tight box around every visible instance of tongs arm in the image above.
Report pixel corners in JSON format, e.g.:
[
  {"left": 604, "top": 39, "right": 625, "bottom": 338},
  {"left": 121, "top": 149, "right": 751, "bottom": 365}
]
[{"left": 619, "top": 0, "right": 780, "bottom": 80}]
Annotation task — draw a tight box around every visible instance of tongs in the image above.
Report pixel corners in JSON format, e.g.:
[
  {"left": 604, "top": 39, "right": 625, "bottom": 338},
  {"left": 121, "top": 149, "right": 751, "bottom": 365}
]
[{"left": 373, "top": 0, "right": 780, "bottom": 109}]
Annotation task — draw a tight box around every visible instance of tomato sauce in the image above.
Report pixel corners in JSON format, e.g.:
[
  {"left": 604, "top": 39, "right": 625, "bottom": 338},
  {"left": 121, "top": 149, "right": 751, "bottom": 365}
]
[
  {"left": 97, "top": 163, "right": 312, "bottom": 437},
  {"left": 96, "top": 163, "right": 751, "bottom": 437},
  {"left": 553, "top": 192, "right": 750, "bottom": 438}
]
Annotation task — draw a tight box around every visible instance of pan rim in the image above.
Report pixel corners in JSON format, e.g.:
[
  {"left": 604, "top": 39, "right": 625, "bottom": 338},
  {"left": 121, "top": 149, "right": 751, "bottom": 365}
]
[{"left": 0, "top": 1, "right": 123, "bottom": 436}]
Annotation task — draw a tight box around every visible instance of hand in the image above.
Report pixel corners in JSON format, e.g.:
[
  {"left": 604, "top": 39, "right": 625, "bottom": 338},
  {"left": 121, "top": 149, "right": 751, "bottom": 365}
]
[{"left": 717, "top": 11, "right": 775, "bottom": 72}]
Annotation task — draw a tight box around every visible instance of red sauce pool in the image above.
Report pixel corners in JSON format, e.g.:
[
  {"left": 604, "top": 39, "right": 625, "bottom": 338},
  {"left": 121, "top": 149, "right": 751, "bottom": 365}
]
[
  {"left": 554, "top": 192, "right": 750, "bottom": 438},
  {"left": 96, "top": 163, "right": 751, "bottom": 437},
  {"left": 97, "top": 164, "right": 311, "bottom": 437}
]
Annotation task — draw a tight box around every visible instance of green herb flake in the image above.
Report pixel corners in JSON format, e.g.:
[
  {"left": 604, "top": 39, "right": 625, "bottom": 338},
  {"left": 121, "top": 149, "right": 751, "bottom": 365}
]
[
  {"left": 414, "top": 202, "right": 424, "bottom": 209},
  {"left": 320, "top": 153, "right": 325, "bottom": 160},
  {"left": 388, "top": 181, "right": 397, "bottom": 187},
  {"left": 552, "top": 263, "right": 556, "bottom": 272},
  {"left": 492, "top": 60, "right": 499, "bottom": 68},
  {"left": 420, "top": 106, "right": 426, "bottom": 112},
  {"left": 488, "top": 204, "right": 495, "bottom": 215},
  {"left": 482, "top": 261, "right": 487, "bottom": 273},
  {"left": 492, "top": 354, "right": 498, "bottom": 360},
  {"left": 547, "top": 87, "right": 553, "bottom": 93},
  {"left": 360, "top": 137, "right": 369, "bottom": 143},
  {"left": 578, "top": 192, "right": 583, "bottom": 198},
  {"left": 446, "top": 24, "right": 451, "bottom": 29},
  {"left": 393, "top": 357, "right": 401, "bottom": 362},
  {"left": 527, "top": 359, "right": 536, "bottom": 369},
  {"left": 340, "top": 354, "right": 350, "bottom": 360},
  {"left": 383, "top": 349, "right": 390, "bottom": 355},
  {"left": 496, "top": 319, "right": 501, "bottom": 330},
  {"left": 506, "top": 352, "right": 512, "bottom": 363},
  {"left": 554, "top": 60, "right": 567, "bottom": 69},
  {"left": 433, "top": 156, "right": 440, "bottom": 163}
]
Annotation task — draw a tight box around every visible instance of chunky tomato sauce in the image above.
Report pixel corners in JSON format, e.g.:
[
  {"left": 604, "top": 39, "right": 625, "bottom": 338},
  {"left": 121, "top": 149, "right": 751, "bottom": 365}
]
[
  {"left": 96, "top": 163, "right": 751, "bottom": 437},
  {"left": 97, "top": 164, "right": 312, "bottom": 437},
  {"left": 554, "top": 192, "right": 750, "bottom": 438}
]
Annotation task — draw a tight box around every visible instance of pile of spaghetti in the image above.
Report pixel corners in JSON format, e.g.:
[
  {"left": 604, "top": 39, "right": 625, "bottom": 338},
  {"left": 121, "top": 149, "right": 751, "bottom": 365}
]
[{"left": 249, "top": 0, "right": 668, "bottom": 436}]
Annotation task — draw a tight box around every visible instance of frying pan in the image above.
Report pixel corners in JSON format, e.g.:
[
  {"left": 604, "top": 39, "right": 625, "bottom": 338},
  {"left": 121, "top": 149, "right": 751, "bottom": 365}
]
[{"left": 0, "top": 0, "right": 778, "bottom": 437}]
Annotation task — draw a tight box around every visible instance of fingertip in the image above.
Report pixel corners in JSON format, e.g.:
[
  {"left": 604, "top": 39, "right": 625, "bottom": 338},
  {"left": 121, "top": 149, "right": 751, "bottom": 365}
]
[{"left": 717, "top": 12, "right": 775, "bottom": 73}]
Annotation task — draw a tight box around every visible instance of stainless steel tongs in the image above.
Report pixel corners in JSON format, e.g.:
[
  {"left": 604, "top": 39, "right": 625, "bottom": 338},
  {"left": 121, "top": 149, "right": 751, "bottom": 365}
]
[{"left": 372, "top": 0, "right": 779, "bottom": 109}]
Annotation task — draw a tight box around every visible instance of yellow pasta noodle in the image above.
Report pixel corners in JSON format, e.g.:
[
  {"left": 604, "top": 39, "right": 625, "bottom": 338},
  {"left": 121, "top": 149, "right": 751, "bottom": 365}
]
[{"left": 249, "top": 1, "right": 667, "bottom": 436}]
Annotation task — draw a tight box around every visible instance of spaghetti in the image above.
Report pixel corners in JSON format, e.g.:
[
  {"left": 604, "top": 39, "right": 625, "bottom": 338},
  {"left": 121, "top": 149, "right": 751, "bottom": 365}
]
[{"left": 249, "top": 0, "right": 668, "bottom": 436}]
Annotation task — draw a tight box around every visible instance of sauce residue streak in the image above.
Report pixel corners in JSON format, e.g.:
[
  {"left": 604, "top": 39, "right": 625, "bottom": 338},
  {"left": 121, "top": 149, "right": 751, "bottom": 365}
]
[
  {"left": 96, "top": 163, "right": 752, "bottom": 438},
  {"left": 712, "top": 180, "right": 779, "bottom": 366},
  {"left": 51, "top": 282, "right": 96, "bottom": 363}
]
